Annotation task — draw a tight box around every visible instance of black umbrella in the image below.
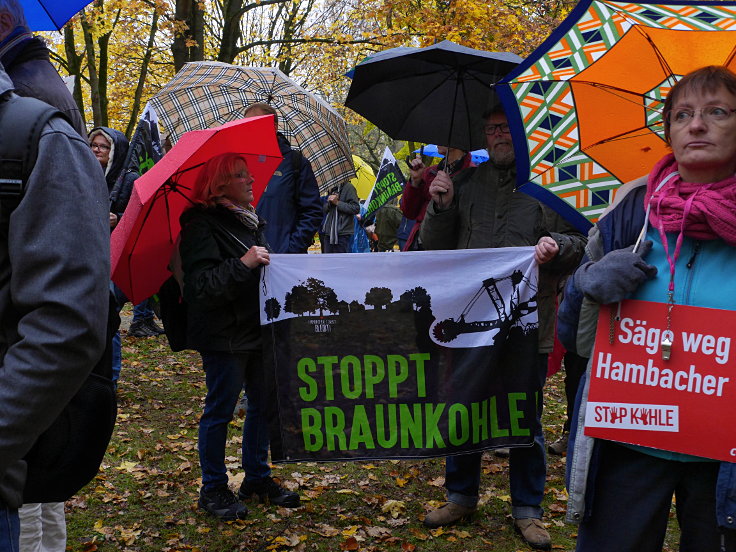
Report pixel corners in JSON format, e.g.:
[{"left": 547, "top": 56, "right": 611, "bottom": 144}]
[{"left": 345, "top": 40, "right": 522, "bottom": 151}]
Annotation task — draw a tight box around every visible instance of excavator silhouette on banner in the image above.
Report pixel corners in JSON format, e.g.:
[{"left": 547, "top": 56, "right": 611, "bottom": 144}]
[{"left": 432, "top": 270, "right": 537, "bottom": 344}]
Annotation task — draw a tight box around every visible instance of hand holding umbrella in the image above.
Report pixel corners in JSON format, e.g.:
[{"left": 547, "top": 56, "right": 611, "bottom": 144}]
[{"left": 428, "top": 170, "right": 454, "bottom": 211}]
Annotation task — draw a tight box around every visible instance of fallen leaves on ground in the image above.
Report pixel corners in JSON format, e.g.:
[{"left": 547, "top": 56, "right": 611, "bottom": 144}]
[{"left": 61, "top": 333, "right": 612, "bottom": 551}]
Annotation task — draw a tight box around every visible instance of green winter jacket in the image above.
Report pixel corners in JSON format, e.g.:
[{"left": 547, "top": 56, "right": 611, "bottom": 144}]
[{"left": 420, "top": 161, "right": 586, "bottom": 352}]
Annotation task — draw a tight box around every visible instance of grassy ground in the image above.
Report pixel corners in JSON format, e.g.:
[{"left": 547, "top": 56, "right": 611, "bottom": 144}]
[{"left": 63, "top": 327, "right": 680, "bottom": 552}]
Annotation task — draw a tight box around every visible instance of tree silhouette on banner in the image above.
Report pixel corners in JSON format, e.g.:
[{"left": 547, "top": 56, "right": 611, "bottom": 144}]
[
  {"left": 264, "top": 298, "right": 282, "bottom": 320},
  {"left": 365, "top": 287, "right": 393, "bottom": 310}
]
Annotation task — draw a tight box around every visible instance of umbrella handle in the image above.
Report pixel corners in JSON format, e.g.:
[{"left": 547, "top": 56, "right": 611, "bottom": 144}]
[{"left": 435, "top": 168, "right": 449, "bottom": 209}]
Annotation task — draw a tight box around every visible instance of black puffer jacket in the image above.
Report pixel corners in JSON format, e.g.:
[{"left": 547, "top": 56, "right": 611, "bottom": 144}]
[{"left": 179, "top": 205, "right": 269, "bottom": 353}]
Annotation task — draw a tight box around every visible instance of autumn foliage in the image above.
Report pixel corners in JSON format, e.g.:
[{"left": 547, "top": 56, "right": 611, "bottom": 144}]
[{"left": 41, "top": 0, "right": 573, "bottom": 140}]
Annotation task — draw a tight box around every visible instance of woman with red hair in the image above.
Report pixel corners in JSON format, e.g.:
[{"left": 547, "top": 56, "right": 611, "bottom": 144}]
[{"left": 179, "top": 152, "right": 299, "bottom": 522}]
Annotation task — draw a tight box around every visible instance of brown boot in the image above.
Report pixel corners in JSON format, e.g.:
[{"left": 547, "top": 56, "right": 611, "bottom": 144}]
[
  {"left": 514, "top": 518, "right": 551, "bottom": 550},
  {"left": 423, "top": 502, "right": 476, "bottom": 528}
]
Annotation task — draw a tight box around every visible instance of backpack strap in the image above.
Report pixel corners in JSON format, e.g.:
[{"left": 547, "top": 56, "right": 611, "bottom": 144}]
[{"left": 0, "top": 94, "right": 66, "bottom": 200}]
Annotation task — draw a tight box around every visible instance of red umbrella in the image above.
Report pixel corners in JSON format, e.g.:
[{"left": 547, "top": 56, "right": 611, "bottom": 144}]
[{"left": 110, "top": 115, "right": 283, "bottom": 304}]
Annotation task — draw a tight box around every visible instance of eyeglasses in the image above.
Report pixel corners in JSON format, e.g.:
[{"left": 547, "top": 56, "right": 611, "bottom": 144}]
[
  {"left": 91, "top": 143, "right": 111, "bottom": 151},
  {"left": 667, "top": 105, "right": 736, "bottom": 126},
  {"left": 484, "top": 123, "right": 511, "bottom": 135}
]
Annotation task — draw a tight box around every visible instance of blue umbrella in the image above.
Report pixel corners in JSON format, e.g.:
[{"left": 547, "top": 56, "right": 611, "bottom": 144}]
[
  {"left": 21, "top": 0, "right": 92, "bottom": 31},
  {"left": 413, "top": 144, "right": 489, "bottom": 165},
  {"left": 470, "top": 150, "right": 489, "bottom": 165}
]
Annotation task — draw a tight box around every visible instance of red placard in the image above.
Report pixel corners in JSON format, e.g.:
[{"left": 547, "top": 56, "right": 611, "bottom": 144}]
[{"left": 585, "top": 299, "right": 736, "bottom": 461}]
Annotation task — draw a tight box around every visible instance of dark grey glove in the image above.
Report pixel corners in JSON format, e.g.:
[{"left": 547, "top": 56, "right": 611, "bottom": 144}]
[{"left": 575, "top": 240, "right": 658, "bottom": 304}]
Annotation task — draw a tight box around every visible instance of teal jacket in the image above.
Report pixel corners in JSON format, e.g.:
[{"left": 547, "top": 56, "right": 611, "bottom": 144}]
[{"left": 562, "top": 183, "right": 736, "bottom": 530}]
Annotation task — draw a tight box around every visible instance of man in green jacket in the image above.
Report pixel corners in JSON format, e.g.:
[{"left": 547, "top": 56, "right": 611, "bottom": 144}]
[{"left": 419, "top": 107, "right": 586, "bottom": 550}]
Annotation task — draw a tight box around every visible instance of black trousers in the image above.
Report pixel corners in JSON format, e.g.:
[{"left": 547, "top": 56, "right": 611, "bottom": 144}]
[
  {"left": 576, "top": 441, "right": 736, "bottom": 552},
  {"left": 562, "top": 352, "right": 587, "bottom": 432}
]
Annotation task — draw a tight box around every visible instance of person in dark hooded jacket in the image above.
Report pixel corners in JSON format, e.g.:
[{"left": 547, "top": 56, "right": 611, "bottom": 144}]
[
  {"left": 88, "top": 127, "right": 129, "bottom": 198},
  {"left": 1, "top": 2, "right": 96, "bottom": 546},
  {"left": 88, "top": 128, "right": 163, "bottom": 380}
]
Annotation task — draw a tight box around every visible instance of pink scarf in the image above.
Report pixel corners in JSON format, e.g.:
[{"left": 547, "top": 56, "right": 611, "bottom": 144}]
[{"left": 644, "top": 153, "right": 736, "bottom": 247}]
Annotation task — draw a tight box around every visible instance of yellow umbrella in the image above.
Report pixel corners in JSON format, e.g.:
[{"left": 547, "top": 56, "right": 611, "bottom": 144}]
[{"left": 350, "top": 155, "right": 375, "bottom": 200}]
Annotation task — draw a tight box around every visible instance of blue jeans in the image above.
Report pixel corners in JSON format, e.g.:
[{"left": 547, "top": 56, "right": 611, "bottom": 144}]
[
  {"left": 445, "top": 354, "right": 548, "bottom": 519},
  {"left": 110, "top": 282, "right": 126, "bottom": 385},
  {"left": 198, "top": 351, "right": 271, "bottom": 491},
  {"left": 109, "top": 282, "right": 155, "bottom": 385},
  {"left": 132, "top": 299, "right": 154, "bottom": 321},
  {"left": 111, "top": 332, "right": 122, "bottom": 386},
  {"left": 0, "top": 507, "right": 19, "bottom": 552}
]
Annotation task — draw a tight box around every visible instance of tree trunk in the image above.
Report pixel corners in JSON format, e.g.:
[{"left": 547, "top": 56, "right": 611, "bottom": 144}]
[
  {"left": 172, "top": 0, "right": 204, "bottom": 72},
  {"left": 80, "top": 14, "right": 102, "bottom": 127},
  {"left": 63, "top": 26, "right": 86, "bottom": 130},
  {"left": 125, "top": 10, "right": 160, "bottom": 138},
  {"left": 217, "top": 0, "right": 244, "bottom": 64},
  {"left": 97, "top": 32, "right": 110, "bottom": 127}
]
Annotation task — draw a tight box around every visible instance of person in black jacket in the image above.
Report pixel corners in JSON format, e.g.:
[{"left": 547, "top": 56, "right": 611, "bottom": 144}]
[
  {"left": 320, "top": 181, "right": 360, "bottom": 253},
  {"left": 242, "top": 103, "right": 322, "bottom": 254},
  {"left": 179, "top": 152, "right": 300, "bottom": 522}
]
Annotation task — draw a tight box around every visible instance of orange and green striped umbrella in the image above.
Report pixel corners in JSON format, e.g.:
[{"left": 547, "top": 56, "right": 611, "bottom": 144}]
[{"left": 498, "top": 0, "right": 736, "bottom": 231}]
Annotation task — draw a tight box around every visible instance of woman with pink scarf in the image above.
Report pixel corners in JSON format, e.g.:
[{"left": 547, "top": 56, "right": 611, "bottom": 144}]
[{"left": 561, "top": 65, "right": 736, "bottom": 552}]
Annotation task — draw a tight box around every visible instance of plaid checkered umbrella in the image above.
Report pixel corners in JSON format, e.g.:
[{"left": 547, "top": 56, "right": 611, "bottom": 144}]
[
  {"left": 497, "top": 0, "right": 736, "bottom": 232},
  {"left": 149, "top": 62, "right": 354, "bottom": 193}
]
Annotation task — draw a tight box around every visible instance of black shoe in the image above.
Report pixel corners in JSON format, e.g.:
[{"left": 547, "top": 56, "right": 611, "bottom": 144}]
[
  {"left": 128, "top": 319, "right": 154, "bottom": 338},
  {"left": 198, "top": 486, "right": 248, "bottom": 521},
  {"left": 144, "top": 317, "right": 165, "bottom": 335},
  {"left": 238, "top": 477, "right": 300, "bottom": 508}
]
